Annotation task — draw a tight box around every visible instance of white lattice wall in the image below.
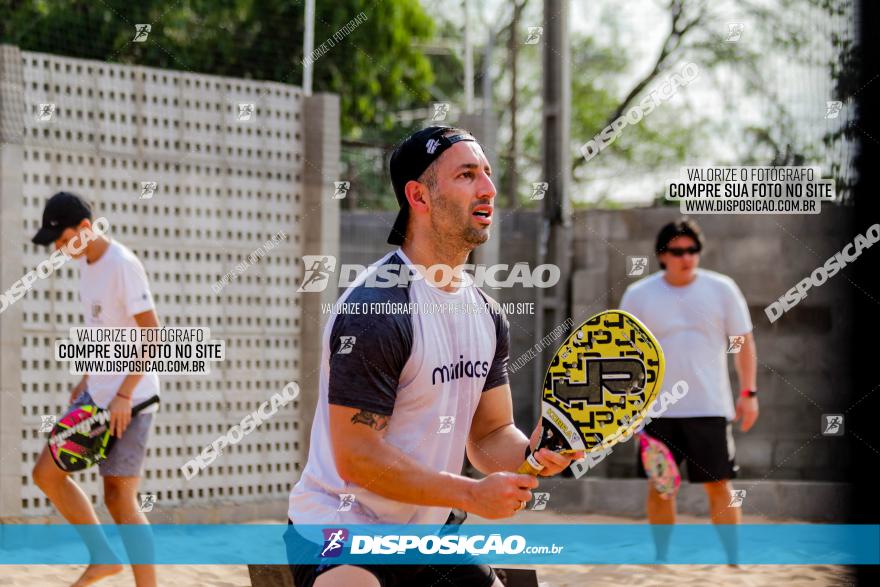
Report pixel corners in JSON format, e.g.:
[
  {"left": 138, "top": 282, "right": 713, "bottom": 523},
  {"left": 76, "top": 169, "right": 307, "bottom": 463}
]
[{"left": 2, "top": 50, "right": 325, "bottom": 516}]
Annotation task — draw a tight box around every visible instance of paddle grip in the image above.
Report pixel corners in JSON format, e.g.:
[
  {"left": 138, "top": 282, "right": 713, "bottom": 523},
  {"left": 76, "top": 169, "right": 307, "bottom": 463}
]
[
  {"left": 131, "top": 395, "right": 160, "bottom": 415},
  {"left": 516, "top": 452, "right": 545, "bottom": 476}
]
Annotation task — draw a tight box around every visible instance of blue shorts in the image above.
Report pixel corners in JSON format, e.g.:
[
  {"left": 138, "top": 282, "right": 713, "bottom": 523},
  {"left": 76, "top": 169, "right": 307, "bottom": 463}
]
[{"left": 67, "top": 391, "right": 154, "bottom": 477}]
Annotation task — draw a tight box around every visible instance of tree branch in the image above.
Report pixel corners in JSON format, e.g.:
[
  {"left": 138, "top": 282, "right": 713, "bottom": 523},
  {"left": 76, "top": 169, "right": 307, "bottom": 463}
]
[{"left": 572, "top": 1, "right": 705, "bottom": 174}]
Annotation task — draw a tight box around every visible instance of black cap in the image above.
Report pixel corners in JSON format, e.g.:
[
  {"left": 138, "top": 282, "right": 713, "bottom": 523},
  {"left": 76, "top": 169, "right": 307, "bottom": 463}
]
[
  {"left": 32, "top": 192, "right": 92, "bottom": 246},
  {"left": 387, "top": 126, "right": 477, "bottom": 245}
]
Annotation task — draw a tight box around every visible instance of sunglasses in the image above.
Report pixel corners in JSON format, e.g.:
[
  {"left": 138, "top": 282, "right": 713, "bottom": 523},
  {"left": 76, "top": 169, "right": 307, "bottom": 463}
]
[{"left": 665, "top": 246, "right": 701, "bottom": 257}]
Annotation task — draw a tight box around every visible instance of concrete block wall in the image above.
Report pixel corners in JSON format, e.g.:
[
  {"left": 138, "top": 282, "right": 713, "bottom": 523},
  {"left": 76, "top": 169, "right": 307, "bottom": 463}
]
[{"left": 0, "top": 47, "right": 339, "bottom": 518}]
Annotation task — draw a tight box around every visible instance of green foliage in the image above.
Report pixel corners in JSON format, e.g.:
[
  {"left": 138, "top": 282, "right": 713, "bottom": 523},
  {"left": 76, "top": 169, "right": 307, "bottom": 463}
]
[{"left": 0, "top": 0, "right": 436, "bottom": 138}]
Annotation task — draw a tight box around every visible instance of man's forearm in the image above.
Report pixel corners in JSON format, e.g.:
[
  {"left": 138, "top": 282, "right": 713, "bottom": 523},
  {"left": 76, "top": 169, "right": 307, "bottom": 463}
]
[
  {"left": 339, "top": 438, "right": 478, "bottom": 511},
  {"left": 467, "top": 423, "right": 530, "bottom": 474},
  {"left": 735, "top": 336, "right": 757, "bottom": 390},
  {"left": 116, "top": 372, "right": 144, "bottom": 399}
]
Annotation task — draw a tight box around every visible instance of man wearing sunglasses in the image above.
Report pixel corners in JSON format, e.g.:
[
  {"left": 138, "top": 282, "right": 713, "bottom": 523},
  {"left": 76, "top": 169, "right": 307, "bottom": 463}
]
[{"left": 620, "top": 217, "right": 758, "bottom": 563}]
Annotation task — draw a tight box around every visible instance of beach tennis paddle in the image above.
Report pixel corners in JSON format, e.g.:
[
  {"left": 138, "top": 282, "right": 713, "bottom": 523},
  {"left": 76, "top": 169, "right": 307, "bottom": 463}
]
[
  {"left": 518, "top": 309, "right": 665, "bottom": 475},
  {"left": 48, "top": 396, "right": 159, "bottom": 472},
  {"left": 638, "top": 432, "right": 680, "bottom": 499}
]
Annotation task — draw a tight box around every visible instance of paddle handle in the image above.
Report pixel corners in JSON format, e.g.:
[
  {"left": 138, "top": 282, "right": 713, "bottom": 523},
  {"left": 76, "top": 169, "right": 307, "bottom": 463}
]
[
  {"left": 517, "top": 448, "right": 583, "bottom": 476},
  {"left": 516, "top": 452, "right": 544, "bottom": 476},
  {"left": 131, "top": 395, "right": 160, "bottom": 415}
]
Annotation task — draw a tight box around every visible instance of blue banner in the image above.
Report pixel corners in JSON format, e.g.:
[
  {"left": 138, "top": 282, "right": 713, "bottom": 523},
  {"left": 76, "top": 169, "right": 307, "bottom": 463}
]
[{"left": 0, "top": 524, "right": 877, "bottom": 565}]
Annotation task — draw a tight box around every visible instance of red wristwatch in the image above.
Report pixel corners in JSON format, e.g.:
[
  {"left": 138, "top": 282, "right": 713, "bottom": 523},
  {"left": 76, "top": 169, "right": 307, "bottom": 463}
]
[{"left": 740, "top": 389, "right": 758, "bottom": 398}]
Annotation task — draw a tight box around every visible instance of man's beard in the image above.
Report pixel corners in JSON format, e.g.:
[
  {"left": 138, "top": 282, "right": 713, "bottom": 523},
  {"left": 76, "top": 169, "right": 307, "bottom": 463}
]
[
  {"left": 462, "top": 224, "right": 489, "bottom": 245},
  {"left": 429, "top": 191, "right": 489, "bottom": 246}
]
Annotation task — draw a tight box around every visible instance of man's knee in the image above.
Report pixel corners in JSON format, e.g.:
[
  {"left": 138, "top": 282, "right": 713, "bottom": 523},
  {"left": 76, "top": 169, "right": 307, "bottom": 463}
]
[
  {"left": 313, "top": 566, "right": 380, "bottom": 587},
  {"left": 103, "top": 480, "right": 136, "bottom": 514}
]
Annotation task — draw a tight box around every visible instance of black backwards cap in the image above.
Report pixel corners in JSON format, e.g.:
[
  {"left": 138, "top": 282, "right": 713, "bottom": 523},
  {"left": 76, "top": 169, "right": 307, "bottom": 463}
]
[{"left": 387, "top": 126, "right": 477, "bottom": 245}]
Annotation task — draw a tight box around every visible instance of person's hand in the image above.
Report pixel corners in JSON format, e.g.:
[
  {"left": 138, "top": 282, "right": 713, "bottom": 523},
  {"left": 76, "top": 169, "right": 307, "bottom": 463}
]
[
  {"left": 108, "top": 395, "right": 133, "bottom": 437},
  {"left": 528, "top": 421, "right": 586, "bottom": 476},
  {"left": 69, "top": 378, "right": 88, "bottom": 404},
  {"left": 735, "top": 396, "right": 759, "bottom": 432},
  {"left": 464, "top": 472, "right": 538, "bottom": 519}
]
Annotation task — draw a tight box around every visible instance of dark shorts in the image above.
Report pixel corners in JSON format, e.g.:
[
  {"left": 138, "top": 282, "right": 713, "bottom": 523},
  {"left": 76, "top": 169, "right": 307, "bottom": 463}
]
[
  {"left": 284, "top": 520, "right": 496, "bottom": 587},
  {"left": 67, "top": 391, "right": 154, "bottom": 477},
  {"left": 637, "top": 417, "right": 738, "bottom": 483}
]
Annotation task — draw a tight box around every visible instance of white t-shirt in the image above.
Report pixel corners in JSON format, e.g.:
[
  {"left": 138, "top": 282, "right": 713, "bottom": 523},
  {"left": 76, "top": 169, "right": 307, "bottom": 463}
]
[
  {"left": 619, "top": 269, "right": 752, "bottom": 420},
  {"left": 77, "top": 240, "right": 160, "bottom": 412},
  {"left": 288, "top": 249, "right": 510, "bottom": 526}
]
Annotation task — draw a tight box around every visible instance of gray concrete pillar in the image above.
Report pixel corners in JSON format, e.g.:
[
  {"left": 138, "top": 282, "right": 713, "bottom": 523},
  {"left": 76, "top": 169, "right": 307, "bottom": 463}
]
[{"left": 299, "top": 93, "right": 341, "bottom": 454}]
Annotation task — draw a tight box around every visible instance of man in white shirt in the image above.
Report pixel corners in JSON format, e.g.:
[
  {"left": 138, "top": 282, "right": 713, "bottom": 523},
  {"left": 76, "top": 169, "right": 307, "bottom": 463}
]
[
  {"left": 287, "top": 127, "right": 584, "bottom": 587},
  {"left": 30, "top": 192, "right": 160, "bottom": 587},
  {"left": 620, "top": 217, "right": 758, "bottom": 563}
]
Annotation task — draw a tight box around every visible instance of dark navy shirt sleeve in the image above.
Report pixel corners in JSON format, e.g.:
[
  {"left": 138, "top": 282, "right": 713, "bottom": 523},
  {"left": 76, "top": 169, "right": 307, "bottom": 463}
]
[
  {"left": 482, "top": 297, "right": 510, "bottom": 392},
  {"left": 327, "top": 284, "right": 413, "bottom": 416}
]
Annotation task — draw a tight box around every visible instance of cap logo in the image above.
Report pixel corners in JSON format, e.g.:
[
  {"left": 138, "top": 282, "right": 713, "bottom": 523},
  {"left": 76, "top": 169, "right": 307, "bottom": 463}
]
[
  {"left": 425, "top": 139, "right": 441, "bottom": 155},
  {"left": 49, "top": 221, "right": 59, "bottom": 227}
]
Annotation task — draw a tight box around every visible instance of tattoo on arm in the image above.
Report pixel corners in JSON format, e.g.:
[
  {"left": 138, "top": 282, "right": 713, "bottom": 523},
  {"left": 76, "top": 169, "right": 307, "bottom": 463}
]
[{"left": 351, "top": 409, "right": 389, "bottom": 431}]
